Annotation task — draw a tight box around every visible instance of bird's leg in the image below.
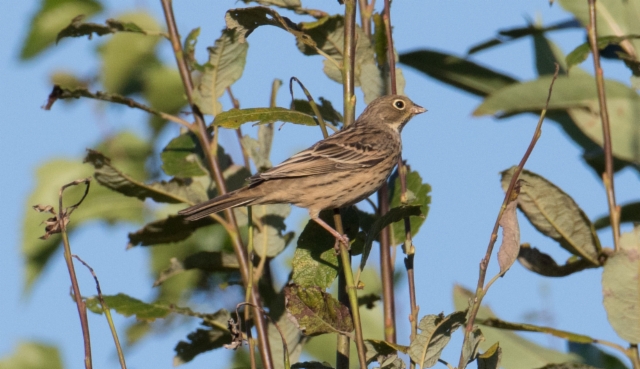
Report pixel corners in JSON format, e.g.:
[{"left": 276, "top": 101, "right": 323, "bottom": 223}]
[{"left": 311, "top": 216, "right": 350, "bottom": 250}]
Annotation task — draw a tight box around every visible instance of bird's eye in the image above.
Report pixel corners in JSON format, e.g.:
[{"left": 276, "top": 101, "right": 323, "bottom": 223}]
[{"left": 393, "top": 100, "right": 405, "bottom": 110}]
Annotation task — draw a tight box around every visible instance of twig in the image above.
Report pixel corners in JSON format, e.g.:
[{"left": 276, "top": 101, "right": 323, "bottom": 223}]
[
  {"left": 227, "top": 87, "right": 252, "bottom": 171},
  {"left": 73, "top": 255, "right": 127, "bottom": 369},
  {"left": 289, "top": 77, "right": 329, "bottom": 138},
  {"left": 357, "top": 0, "right": 374, "bottom": 38},
  {"left": 457, "top": 64, "right": 560, "bottom": 369},
  {"left": 236, "top": 302, "right": 291, "bottom": 369},
  {"left": 244, "top": 206, "right": 257, "bottom": 369},
  {"left": 587, "top": 0, "right": 620, "bottom": 251},
  {"left": 58, "top": 178, "right": 93, "bottom": 369},
  {"left": 337, "top": 2, "right": 368, "bottom": 368},
  {"left": 45, "top": 85, "right": 191, "bottom": 130},
  {"left": 159, "top": 2, "right": 273, "bottom": 368}
]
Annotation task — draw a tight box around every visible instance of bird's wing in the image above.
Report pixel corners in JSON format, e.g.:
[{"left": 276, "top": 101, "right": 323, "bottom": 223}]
[{"left": 251, "top": 130, "right": 390, "bottom": 183}]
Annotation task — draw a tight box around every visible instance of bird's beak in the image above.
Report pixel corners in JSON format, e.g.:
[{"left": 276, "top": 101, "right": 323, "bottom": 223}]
[{"left": 411, "top": 104, "right": 427, "bottom": 115}]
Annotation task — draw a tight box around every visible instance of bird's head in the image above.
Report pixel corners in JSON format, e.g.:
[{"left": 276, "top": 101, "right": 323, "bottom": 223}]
[{"left": 355, "top": 95, "right": 426, "bottom": 132}]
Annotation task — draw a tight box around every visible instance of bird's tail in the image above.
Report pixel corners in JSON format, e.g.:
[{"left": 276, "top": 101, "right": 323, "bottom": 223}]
[{"left": 178, "top": 188, "right": 259, "bottom": 221}]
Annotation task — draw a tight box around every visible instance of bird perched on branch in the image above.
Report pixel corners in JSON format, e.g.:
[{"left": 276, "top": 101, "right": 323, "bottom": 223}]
[{"left": 179, "top": 94, "right": 426, "bottom": 245}]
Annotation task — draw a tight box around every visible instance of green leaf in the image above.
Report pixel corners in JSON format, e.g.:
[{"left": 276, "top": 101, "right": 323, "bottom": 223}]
[
  {"left": 213, "top": 107, "right": 318, "bottom": 128},
  {"left": 0, "top": 341, "right": 63, "bottom": 369},
  {"left": 192, "top": 30, "right": 248, "bottom": 115},
  {"left": 474, "top": 74, "right": 633, "bottom": 116},
  {"left": 517, "top": 244, "right": 598, "bottom": 277},
  {"left": 291, "top": 98, "right": 343, "bottom": 125},
  {"left": 142, "top": 65, "right": 188, "bottom": 133},
  {"left": 559, "top": 0, "right": 640, "bottom": 59},
  {"left": 24, "top": 132, "right": 148, "bottom": 291},
  {"left": 225, "top": 6, "right": 306, "bottom": 43},
  {"left": 566, "top": 35, "right": 640, "bottom": 71},
  {"left": 477, "top": 343, "right": 502, "bottom": 369},
  {"left": 388, "top": 168, "right": 432, "bottom": 246},
  {"left": 161, "top": 132, "right": 208, "bottom": 177},
  {"left": 84, "top": 150, "right": 208, "bottom": 205},
  {"left": 365, "top": 339, "right": 409, "bottom": 363},
  {"left": 478, "top": 75, "right": 640, "bottom": 165},
  {"left": 20, "top": 0, "right": 102, "bottom": 59},
  {"left": 174, "top": 310, "right": 232, "bottom": 365},
  {"left": 569, "top": 343, "right": 630, "bottom": 369},
  {"left": 154, "top": 251, "right": 239, "bottom": 286},
  {"left": 359, "top": 205, "right": 422, "bottom": 274},
  {"left": 477, "top": 318, "right": 593, "bottom": 344},
  {"left": 128, "top": 215, "right": 215, "bottom": 248},
  {"left": 98, "top": 12, "right": 162, "bottom": 94},
  {"left": 453, "top": 285, "right": 582, "bottom": 368},
  {"left": 408, "top": 311, "right": 466, "bottom": 368},
  {"left": 501, "top": 167, "right": 601, "bottom": 265},
  {"left": 183, "top": 27, "right": 202, "bottom": 71},
  {"left": 235, "top": 203, "right": 294, "bottom": 258},
  {"left": 242, "top": 121, "right": 276, "bottom": 173},
  {"left": 461, "top": 327, "right": 485, "bottom": 367},
  {"left": 594, "top": 201, "right": 640, "bottom": 229},
  {"left": 292, "top": 209, "right": 359, "bottom": 288},
  {"left": 467, "top": 20, "right": 580, "bottom": 56},
  {"left": 399, "top": 50, "right": 518, "bottom": 97},
  {"left": 269, "top": 302, "right": 308, "bottom": 369},
  {"left": 284, "top": 284, "right": 354, "bottom": 336},
  {"left": 533, "top": 33, "right": 570, "bottom": 76},
  {"left": 56, "top": 15, "right": 151, "bottom": 43},
  {"left": 85, "top": 293, "right": 212, "bottom": 321},
  {"left": 602, "top": 226, "right": 640, "bottom": 343},
  {"left": 297, "top": 16, "right": 385, "bottom": 103}
]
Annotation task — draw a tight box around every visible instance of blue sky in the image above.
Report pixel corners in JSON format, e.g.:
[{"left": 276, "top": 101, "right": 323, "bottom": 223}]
[{"left": 2, "top": 1, "right": 638, "bottom": 368}]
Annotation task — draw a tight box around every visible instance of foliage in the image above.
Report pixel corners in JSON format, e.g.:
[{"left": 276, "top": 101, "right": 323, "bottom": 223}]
[{"left": 8, "top": 0, "right": 640, "bottom": 369}]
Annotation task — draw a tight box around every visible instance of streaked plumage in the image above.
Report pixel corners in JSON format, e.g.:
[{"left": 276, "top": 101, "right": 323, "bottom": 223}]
[{"left": 179, "top": 95, "right": 426, "bottom": 243}]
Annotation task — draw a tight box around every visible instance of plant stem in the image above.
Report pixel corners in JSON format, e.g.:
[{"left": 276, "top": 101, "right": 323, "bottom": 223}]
[
  {"left": 73, "top": 255, "right": 127, "bottom": 369},
  {"left": 58, "top": 179, "right": 93, "bottom": 369},
  {"left": 357, "top": 0, "right": 372, "bottom": 38},
  {"left": 587, "top": 0, "right": 620, "bottom": 252},
  {"left": 457, "top": 65, "right": 560, "bottom": 369},
  {"left": 343, "top": 0, "right": 357, "bottom": 128},
  {"left": 159, "top": 2, "right": 273, "bottom": 367},
  {"left": 226, "top": 87, "right": 252, "bottom": 171},
  {"left": 337, "top": 2, "right": 367, "bottom": 368}
]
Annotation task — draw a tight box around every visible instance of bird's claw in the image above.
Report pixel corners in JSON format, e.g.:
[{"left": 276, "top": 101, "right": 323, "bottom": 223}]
[{"left": 333, "top": 234, "right": 350, "bottom": 254}]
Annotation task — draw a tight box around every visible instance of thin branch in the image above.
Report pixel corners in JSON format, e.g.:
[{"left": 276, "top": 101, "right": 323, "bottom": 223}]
[
  {"left": 73, "top": 255, "right": 127, "bottom": 369},
  {"left": 159, "top": 2, "right": 273, "bottom": 368},
  {"left": 227, "top": 87, "right": 252, "bottom": 171},
  {"left": 58, "top": 178, "right": 93, "bottom": 369},
  {"left": 45, "top": 85, "right": 192, "bottom": 130},
  {"left": 457, "top": 64, "right": 560, "bottom": 369},
  {"left": 289, "top": 77, "right": 329, "bottom": 138},
  {"left": 587, "top": 0, "right": 620, "bottom": 251},
  {"left": 337, "top": 2, "right": 368, "bottom": 369}
]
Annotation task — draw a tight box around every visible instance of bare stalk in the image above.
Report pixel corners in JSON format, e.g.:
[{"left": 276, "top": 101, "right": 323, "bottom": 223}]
[
  {"left": 159, "top": 2, "right": 273, "bottom": 367},
  {"left": 226, "top": 87, "right": 252, "bottom": 171},
  {"left": 73, "top": 255, "right": 127, "bottom": 369},
  {"left": 457, "top": 65, "right": 560, "bottom": 369},
  {"left": 587, "top": 0, "right": 620, "bottom": 251},
  {"left": 58, "top": 178, "right": 93, "bottom": 369},
  {"left": 337, "top": 2, "right": 368, "bottom": 368}
]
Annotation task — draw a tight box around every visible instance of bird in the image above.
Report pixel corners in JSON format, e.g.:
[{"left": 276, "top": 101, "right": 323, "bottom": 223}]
[{"left": 179, "top": 94, "right": 426, "bottom": 245}]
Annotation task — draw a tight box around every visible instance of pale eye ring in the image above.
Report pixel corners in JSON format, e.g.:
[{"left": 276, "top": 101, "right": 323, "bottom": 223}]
[{"left": 393, "top": 99, "right": 406, "bottom": 110}]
